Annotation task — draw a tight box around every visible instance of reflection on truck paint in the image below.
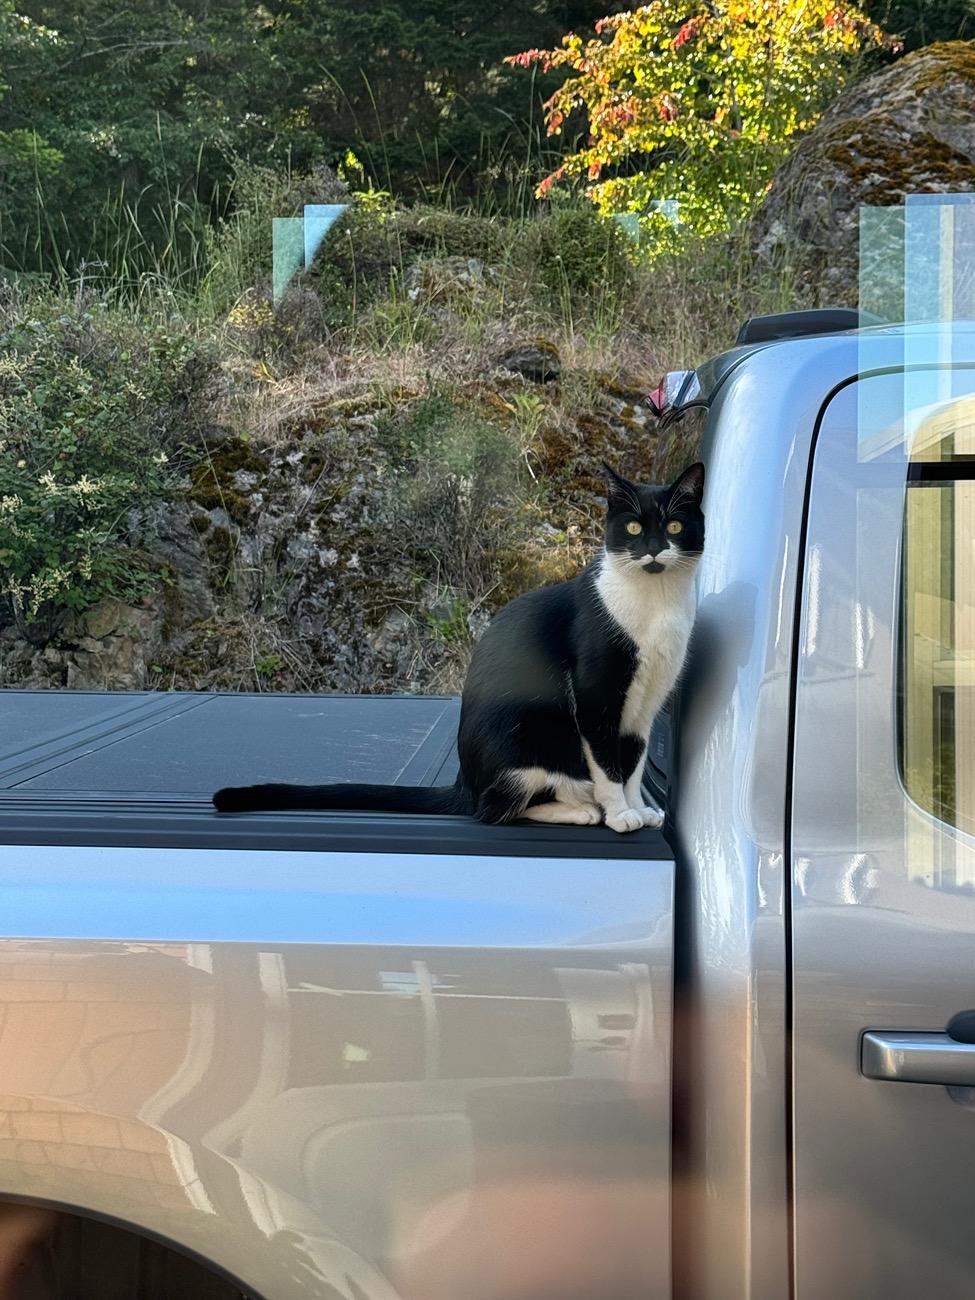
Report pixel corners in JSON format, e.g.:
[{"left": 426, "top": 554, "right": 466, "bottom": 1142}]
[{"left": 0, "top": 937, "right": 670, "bottom": 1299}]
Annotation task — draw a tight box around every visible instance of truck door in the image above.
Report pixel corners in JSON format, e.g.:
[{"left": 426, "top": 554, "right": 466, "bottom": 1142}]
[{"left": 791, "top": 362, "right": 975, "bottom": 1297}]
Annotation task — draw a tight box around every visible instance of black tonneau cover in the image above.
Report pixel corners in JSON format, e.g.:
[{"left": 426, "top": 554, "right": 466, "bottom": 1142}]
[
  {"left": 0, "top": 690, "right": 460, "bottom": 798},
  {"left": 0, "top": 690, "right": 669, "bottom": 858}
]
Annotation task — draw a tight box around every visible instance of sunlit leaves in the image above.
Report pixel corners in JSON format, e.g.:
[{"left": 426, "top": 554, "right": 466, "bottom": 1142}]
[{"left": 507, "top": 0, "right": 900, "bottom": 252}]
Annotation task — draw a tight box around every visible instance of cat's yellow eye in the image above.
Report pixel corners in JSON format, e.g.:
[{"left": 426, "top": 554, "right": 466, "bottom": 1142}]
[
  {"left": 625, "top": 520, "right": 642, "bottom": 536},
  {"left": 666, "top": 519, "right": 683, "bottom": 536}
]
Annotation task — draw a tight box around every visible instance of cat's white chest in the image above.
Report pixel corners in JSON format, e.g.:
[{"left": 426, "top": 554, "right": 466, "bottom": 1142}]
[
  {"left": 596, "top": 555, "right": 695, "bottom": 737},
  {"left": 620, "top": 621, "right": 687, "bottom": 734}
]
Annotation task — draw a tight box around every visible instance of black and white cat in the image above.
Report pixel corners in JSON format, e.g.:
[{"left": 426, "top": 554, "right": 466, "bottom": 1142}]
[{"left": 214, "top": 460, "right": 704, "bottom": 833}]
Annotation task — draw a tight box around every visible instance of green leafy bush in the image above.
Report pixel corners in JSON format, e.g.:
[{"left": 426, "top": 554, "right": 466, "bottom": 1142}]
[
  {"left": 514, "top": 205, "right": 634, "bottom": 314},
  {"left": 204, "top": 161, "right": 351, "bottom": 315},
  {"left": 0, "top": 295, "right": 214, "bottom": 632},
  {"left": 307, "top": 193, "right": 508, "bottom": 331},
  {"left": 389, "top": 205, "right": 508, "bottom": 263},
  {"left": 208, "top": 158, "right": 638, "bottom": 346},
  {"left": 208, "top": 168, "right": 419, "bottom": 335}
]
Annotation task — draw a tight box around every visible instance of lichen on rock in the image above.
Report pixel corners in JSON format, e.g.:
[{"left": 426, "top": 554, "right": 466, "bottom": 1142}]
[{"left": 751, "top": 40, "right": 975, "bottom": 308}]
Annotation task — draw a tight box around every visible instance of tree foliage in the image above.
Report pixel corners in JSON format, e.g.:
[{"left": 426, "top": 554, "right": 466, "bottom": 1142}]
[
  {"left": 2, "top": 0, "right": 971, "bottom": 277},
  {"left": 864, "top": 0, "right": 974, "bottom": 52},
  {"left": 508, "top": 1, "right": 899, "bottom": 249},
  {"left": 0, "top": 0, "right": 628, "bottom": 275}
]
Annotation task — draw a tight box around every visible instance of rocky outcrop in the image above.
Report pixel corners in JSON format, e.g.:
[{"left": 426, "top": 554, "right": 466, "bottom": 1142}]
[
  {"left": 496, "top": 340, "right": 562, "bottom": 383},
  {"left": 751, "top": 42, "right": 975, "bottom": 308},
  {"left": 405, "top": 256, "right": 496, "bottom": 306},
  {"left": 0, "top": 363, "right": 669, "bottom": 694},
  {"left": 0, "top": 596, "right": 168, "bottom": 690}
]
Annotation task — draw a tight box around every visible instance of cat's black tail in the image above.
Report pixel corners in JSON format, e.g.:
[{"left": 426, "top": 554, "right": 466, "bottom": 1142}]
[{"left": 213, "top": 778, "right": 471, "bottom": 815}]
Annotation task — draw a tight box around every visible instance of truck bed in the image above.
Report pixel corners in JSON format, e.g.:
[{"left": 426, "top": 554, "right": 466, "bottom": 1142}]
[
  {"left": 0, "top": 689, "right": 461, "bottom": 797},
  {"left": 0, "top": 690, "right": 669, "bottom": 858}
]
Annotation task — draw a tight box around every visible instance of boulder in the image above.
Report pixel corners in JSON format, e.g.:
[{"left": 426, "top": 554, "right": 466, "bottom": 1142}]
[
  {"left": 0, "top": 595, "right": 166, "bottom": 690},
  {"left": 751, "top": 42, "right": 975, "bottom": 308},
  {"left": 496, "top": 340, "right": 561, "bottom": 383}
]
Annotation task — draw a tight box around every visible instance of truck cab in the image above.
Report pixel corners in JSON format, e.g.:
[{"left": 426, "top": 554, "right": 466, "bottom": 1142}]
[
  {"left": 1, "top": 319, "right": 974, "bottom": 1299},
  {"left": 678, "top": 319, "right": 975, "bottom": 1300}
]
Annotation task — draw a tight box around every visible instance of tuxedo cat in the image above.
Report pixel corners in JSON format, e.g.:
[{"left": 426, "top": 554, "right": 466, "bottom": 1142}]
[{"left": 214, "top": 460, "right": 704, "bottom": 832}]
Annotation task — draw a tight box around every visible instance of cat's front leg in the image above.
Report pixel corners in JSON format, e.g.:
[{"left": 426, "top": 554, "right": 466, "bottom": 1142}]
[
  {"left": 622, "top": 741, "right": 665, "bottom": 829},
  {"left": 580, "top": 735, "right": 644, "bottom": 834}
]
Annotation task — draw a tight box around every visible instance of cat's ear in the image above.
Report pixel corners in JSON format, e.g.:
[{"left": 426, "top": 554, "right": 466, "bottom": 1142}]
[
  {"left": 602, "top": 462, "right": 637, "bottom": 509},
  {"left": 668, "top": 461, "right": 705, "bottom": 508}
]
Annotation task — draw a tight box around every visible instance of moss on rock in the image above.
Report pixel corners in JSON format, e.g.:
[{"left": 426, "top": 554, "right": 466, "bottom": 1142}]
[
  {"left": 911, "top": 41, "right": 975, "bottom": 92},
  {"left": 751, "top": 39, "right": 975, "bottom": 306},
  {"left": 203, "top": 525, "right": 239, "bottom": 582},
  {"left": 821, "top": 123, "right": 975, "bottom": 204},
  {"left": 189, "top": 439, "right": 267, "bottom": 523}
]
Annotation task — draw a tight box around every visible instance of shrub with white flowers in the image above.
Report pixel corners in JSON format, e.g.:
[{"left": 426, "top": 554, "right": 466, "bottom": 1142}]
[{"left": 0, "top": 299, "right": 212, "bottom": 631}]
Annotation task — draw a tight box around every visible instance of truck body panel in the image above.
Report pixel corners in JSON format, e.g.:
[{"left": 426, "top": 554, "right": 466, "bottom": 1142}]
[
  {"left": 0, "top": 840, "right": 674, "bottom": 1299},
  {"left": 674, "top": 322, "right": 975, "bottom": 1300}
]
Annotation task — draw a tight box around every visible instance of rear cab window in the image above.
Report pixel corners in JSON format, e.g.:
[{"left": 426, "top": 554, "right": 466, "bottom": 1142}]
[{"left": 901, "top": 392, "right": 975, "bottom": 837}]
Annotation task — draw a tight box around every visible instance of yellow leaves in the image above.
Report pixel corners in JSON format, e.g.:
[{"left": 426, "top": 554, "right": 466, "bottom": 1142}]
[
  {"left": 227, "top": 299, "right": 274, "bottom": 330},
  {"left": 507, "top": 0, "right": 893, "bottom": 240}
]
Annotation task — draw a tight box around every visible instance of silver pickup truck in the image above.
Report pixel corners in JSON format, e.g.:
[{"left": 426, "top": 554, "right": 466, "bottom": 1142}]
[{"left": 0, "top": 314, "right": 973, "bottom": 1300}]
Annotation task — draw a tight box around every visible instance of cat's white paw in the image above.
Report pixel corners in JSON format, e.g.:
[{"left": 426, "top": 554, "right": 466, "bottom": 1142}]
[
  {"left": 606, "top": 808, "right": 644, "bottom": 834},
  {"left": 636, "top": 805, "right": 665, "bottom": 829}
]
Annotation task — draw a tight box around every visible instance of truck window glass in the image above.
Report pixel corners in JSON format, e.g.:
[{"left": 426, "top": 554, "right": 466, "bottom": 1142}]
[
  {"left": 901, "top": 395, "right": 975, "bottom": 837},
  {"left": 797, "top": 366, "right": 975, "bottom": 892}
]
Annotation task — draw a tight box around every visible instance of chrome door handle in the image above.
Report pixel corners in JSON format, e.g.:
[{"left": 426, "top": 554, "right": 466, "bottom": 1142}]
[{"left": 861, "top": 1031, "right": 975, "bottom": 1085}]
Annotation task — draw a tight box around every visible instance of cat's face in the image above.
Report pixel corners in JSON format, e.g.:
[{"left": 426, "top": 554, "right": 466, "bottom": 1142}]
[{"left": 602, "top": 462, "right": 705, "bottom": 575}]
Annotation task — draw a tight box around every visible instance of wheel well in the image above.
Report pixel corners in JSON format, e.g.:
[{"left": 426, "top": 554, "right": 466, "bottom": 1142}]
[{"left": 0, "top": 1202, "right": 254, "bottom": 1299}]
